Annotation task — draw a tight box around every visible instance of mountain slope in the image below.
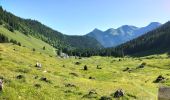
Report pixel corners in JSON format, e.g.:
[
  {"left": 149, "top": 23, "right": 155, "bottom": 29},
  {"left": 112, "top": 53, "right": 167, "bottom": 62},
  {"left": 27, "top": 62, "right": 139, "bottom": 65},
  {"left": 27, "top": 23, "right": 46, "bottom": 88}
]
[
  {"left": 0, "top": 26, "right": 56, "bottom": 56},
  {"left": 87, "top": 22, "right": 161, "bottom": 47},
  {"left": 0, "top": 6, "right": 102, "bottom": 50},
  {"left": 117, "top": 21, "right": 170, "bottom": 56}
]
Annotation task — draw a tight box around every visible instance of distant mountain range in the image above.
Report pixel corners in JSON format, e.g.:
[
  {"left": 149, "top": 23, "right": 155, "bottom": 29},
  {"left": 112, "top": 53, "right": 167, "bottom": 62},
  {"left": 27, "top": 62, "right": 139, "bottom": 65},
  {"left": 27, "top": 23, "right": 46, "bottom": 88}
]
[
  {"left": 86, "top": 22, "right": 162, "bottom": 47},
  {"left": 116, "top": 21, "right": 170, "bottom": 56}
]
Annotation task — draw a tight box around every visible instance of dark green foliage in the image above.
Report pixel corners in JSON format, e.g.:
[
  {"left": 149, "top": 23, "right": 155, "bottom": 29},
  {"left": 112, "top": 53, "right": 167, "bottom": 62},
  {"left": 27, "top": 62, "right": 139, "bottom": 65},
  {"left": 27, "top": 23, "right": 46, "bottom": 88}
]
[
  {"left": 0, "top": 20, "right": 3, "bottom": 25},
  {"left": 0, "top": 33, "right": 9, "bottom": 43},
  {"left": 9, "top": 39, "right": 21, "bottom": 46},
  {"left": 5, "top": 24, "right": 14, "bottom": 32}
]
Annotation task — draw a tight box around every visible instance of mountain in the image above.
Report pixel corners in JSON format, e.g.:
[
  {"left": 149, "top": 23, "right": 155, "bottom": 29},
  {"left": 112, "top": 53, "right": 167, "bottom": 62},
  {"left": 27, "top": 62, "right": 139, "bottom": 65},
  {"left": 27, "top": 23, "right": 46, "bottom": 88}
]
[
  {"left": 0, "top": 6, "right": 103, "bottom": 51},
  {"left": 86, "top": 22, "right": 161, "bottom": 47},
  {"left": 117, "top": 21, "right": 170, "bottom": 56}
]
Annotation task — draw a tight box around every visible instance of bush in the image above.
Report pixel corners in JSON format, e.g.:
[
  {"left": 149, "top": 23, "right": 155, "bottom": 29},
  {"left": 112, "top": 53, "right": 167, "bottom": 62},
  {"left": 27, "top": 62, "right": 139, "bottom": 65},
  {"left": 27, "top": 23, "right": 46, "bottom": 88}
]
[
  {"left": 5, "top": 24, "right": 14, "bottom": 32},
  {"left": 0, "top": 33, "right": 9, "bottom": 43}
]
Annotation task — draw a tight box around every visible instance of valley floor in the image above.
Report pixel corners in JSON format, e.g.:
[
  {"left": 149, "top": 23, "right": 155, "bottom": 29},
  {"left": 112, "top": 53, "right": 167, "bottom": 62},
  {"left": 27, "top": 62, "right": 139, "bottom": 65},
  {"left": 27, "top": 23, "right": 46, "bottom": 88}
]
[{"left": 0, "top": 43, "right": 170, "bottom": 100}]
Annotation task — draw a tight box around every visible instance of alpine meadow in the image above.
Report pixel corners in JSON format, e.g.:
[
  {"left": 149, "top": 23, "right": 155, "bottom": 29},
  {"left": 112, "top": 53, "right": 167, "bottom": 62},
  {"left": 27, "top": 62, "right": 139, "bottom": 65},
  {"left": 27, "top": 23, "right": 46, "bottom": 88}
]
[{"left": 0, "top": 1, "right": 170, "bottom": 100}]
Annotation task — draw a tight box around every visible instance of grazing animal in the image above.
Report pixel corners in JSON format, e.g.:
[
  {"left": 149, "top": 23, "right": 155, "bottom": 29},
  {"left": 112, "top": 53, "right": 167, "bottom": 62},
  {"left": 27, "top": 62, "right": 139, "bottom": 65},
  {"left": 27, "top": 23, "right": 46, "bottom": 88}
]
[{"left": 0, "top": 79, "right": 3, "bottom": 91}]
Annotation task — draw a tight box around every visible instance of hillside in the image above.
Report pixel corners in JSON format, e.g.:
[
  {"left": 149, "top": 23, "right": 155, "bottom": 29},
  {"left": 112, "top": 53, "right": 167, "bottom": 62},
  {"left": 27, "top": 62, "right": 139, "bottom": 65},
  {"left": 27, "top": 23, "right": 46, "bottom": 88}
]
[
  {"left": 87, "top": 22, "right": 161, "bottom": 47},
  {"left": 0, "top": 26, "right": 56, "bottom": 56},
  {"left": 117, "top": 21, "right": 170, "bottom": 56},
  {"left": 0, "top": 6, "right": 102, "bottom": 50},
  {"left": 1, "top": 43, "right": 170, "bottom": 100}
]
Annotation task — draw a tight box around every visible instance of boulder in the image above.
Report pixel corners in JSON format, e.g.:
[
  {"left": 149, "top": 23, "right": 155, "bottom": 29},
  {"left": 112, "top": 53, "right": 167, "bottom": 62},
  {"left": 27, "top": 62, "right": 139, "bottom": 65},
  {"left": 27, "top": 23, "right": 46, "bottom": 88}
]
[
  {"left": 154, "top": 75, "right": 165, "bottom": 83},
  {"left": 138, "top": 62, "right": 146, "bottom": 68},
  {"left": 89, "top": 76, "right": 95, "bottom": 80},
  {"left": 99, "top": 96, "right": 112, "bottom": 100},
  {"left": 65, "top": 83, "right": 76, "bottom": 87},
  {"left": 123, "top": 67, "right": 130, "bottom": 71},
  {"left": 69, "top": 73, "right": 79, "bottom": 77},
  {"left": 16, "top": 75, "right": 24, "bottom": 79},
  {"left": 84, "top": 65, "right": 88, "bottom": 70},
  {"left": 97, "top": 65, "right": 102, "bottom": 69},
  {"left": 75, "top": 62, "right": 81, "bottom": 65},
  {"left": 35, "top": 62, "right": 42, "bottom": 68},
  {"left": 83, "top": 90, "right": 98, "bottom": 98},
  {"left": 111, "top": 89, "right": 124, "bottom": 98},
  {"left": 0, "top": 79, "right": 3, "bottom": 91}
]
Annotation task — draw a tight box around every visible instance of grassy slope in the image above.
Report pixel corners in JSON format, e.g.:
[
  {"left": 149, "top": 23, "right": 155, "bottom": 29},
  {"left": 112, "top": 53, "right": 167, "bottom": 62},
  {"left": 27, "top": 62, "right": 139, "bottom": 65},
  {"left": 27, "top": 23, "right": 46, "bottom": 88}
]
[
  {"left": 0, "top": 26, "right": 56, "bottom": 56},
  {"left": 0, "top": 43, "right": 170, "bottom": 100}
]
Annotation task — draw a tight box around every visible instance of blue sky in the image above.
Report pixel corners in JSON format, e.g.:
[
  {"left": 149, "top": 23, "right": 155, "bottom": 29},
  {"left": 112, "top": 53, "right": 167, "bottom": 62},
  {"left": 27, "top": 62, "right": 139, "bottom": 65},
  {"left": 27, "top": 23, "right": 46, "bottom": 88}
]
[{"left": 0, "top": 0, "right": 170, "bottom": 35}]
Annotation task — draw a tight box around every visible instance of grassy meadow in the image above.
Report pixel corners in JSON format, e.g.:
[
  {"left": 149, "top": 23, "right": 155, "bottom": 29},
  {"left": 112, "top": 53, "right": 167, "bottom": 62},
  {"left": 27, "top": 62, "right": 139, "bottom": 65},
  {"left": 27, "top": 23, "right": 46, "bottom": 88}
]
[{"left": 0, "top": 43, "right": 170, "bottom": 100}]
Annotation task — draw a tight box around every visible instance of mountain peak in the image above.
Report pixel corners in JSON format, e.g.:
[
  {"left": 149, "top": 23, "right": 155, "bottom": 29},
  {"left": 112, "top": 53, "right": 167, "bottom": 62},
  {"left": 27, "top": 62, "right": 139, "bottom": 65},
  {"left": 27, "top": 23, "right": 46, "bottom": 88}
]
[
  {"left": 148, "top": 22, "right": 161, "bottom": 27},
  {"left": 119, "top": 25, "right": 138, "bottom": 30},
  {"left": 92, "top": 28, "right": 102, "bottom": 32}
]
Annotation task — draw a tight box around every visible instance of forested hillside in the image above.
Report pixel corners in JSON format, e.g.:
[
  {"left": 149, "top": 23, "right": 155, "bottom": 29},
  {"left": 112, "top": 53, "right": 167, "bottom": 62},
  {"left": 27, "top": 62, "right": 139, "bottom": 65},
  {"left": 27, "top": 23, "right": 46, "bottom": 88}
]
[
  {"left": 117, "top": 21, "right": 170, "bottom": 56},
  {"left": 64, "top": 21, "right": 170, "bottom": 57},
  {"left": 0, "top": 6, "right": 102, "bottom": 50}
]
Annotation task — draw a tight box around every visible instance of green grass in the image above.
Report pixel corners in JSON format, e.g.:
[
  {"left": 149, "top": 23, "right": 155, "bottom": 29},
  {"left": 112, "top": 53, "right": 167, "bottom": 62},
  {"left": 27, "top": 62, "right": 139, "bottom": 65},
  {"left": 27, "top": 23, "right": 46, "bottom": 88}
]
[
  {"left": 0, "top": 26, "right": 170, "bottom": 100},
  {"left": 0, "top": 43, "right": 170, "bottom": 100},
  {"left": 0, "top": 26, "right": 56, "bottom": 56}
]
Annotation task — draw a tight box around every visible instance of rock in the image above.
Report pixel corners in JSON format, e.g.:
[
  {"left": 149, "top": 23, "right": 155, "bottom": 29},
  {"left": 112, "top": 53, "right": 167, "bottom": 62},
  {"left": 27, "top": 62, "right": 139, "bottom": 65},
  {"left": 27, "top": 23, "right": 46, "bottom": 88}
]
[
  {"left": 35, "top": 62, "right": 42, "bottom": 68},
  {"left": 40, "top": 77, "right": 51, "bottom": 83},
  {"left": 34, "top": 75, "right": 39, "bottom": 79},
  {"left": 62, "top": 65, "right": 65, "bottom": 67},
  {"left": 65, "top": 83, "right": 76, "bottom": 87},
  {"left": 99, "top": 96, "right": 112, "bottom": 100},
  {"left": 16, "top": 75, "right": 24, "bottom": 79},
  {"left": 0, "top": 79, "right": 3, "bottom": 91},
  {"left": 34, "top": 84, "right": 41, "bottom": 88},
  {"left": 111, "top": 89, "right": 124, "bottom": 98},
  {"left": 89, "top": 76, "right": 95, "bottom": 80},
  {"left": 69, "top": 73, "right": 79, "bottom": 77},
  {"left": 60, "top": 52, "right": 69, "bottom": 59},
  {"left": 83, "top": 90, "right": 98, "bottom": 98},
  {"left": 84, "top": 65, "right": 88, "bottom": 70},
  {"left": 123, "top": 67, "right": 130, "bottom": 71},
  {"left": 75, "top": 62, "right": 81, "bottom": 65},
  {"left": 138, "top": 62, "right": 146, "bottom": 68},
  {"left": 97, "top": 65, "right": 102, "bottom": 69},
  {"left": 154, "top": 75, "right": 165, "bottom": 83}
]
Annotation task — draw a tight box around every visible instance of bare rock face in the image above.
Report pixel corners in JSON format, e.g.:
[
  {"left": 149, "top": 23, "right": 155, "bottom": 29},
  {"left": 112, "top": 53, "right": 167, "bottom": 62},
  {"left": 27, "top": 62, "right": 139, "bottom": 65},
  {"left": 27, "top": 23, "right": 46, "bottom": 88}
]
[{"left": 0, "top": 79, "right": 3, "bottom": 91}]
